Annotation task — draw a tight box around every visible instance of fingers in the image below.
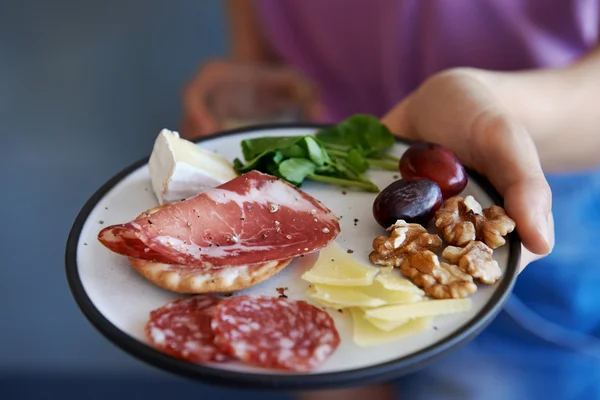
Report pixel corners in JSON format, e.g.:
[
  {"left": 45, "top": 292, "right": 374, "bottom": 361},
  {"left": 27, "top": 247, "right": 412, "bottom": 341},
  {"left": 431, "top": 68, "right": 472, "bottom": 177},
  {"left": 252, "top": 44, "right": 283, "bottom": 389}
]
[
  {"left": 180, "top": 61, "right": 229, "bottom": 139},
  {"left": 180, "top": 61, "right": 323, "bottom": 139},
  {"left": 471, "top": 113, "right": 554, "bottom": 255}
]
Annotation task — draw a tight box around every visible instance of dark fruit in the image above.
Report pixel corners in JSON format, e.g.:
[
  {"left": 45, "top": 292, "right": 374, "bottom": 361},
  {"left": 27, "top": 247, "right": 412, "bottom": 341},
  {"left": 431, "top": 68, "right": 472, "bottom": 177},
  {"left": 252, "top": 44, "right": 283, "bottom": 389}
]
[
  {"left": 399, "top": 141, "right": 467, "bottom": 199},
  {"left": 373, "top": 179, "right": 443, "bottom": 228}
]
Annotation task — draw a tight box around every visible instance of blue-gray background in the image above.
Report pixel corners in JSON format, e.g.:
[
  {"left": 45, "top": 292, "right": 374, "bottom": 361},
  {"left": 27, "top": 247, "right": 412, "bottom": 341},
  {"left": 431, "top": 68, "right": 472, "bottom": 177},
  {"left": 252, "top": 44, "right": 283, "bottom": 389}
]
[{"left": 1, "top": 1, "right": 288, "bottom": 398}]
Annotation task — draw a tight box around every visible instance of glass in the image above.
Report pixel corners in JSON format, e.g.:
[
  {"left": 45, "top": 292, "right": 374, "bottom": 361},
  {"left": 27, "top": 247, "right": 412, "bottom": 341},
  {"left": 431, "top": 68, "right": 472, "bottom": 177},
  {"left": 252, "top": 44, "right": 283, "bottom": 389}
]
[{"left": 205, "top": 68, "right": 311, "bottom": 130}]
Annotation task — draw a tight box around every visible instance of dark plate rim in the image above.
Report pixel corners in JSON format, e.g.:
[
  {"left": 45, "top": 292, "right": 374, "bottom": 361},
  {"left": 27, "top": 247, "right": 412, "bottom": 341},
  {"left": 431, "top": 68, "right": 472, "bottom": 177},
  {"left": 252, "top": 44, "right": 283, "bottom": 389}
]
[{"left": 65, "top": 123, "right": 521, "bottom": 392}]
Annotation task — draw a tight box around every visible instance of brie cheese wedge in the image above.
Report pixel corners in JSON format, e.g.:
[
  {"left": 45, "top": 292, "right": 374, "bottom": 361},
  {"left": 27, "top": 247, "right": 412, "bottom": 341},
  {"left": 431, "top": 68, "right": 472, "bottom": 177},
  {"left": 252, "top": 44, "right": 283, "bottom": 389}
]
[{"left": 148, "top": 129, "right": 238, "bottom": 204}]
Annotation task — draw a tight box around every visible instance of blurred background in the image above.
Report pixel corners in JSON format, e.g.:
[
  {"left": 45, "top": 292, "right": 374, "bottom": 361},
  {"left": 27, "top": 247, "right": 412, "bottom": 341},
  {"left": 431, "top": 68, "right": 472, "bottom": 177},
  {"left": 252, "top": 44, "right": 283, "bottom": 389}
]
[{"left": 0, "top": 0, "right": 289, "bottom": 398}]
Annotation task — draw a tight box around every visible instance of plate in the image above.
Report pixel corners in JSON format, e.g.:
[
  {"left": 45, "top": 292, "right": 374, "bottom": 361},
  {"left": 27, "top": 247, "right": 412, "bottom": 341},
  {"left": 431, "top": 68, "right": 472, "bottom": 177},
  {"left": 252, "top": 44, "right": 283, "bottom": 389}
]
[{"left": 65, "top": 124, "right": 520, "bottom": 391}]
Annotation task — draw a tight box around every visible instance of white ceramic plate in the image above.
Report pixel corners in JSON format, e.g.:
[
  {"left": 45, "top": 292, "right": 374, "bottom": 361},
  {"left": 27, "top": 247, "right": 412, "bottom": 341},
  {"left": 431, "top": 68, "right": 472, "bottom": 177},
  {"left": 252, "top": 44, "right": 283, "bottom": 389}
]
[{"left": 66, "top": 124, "right": 520, "bottom": 391}]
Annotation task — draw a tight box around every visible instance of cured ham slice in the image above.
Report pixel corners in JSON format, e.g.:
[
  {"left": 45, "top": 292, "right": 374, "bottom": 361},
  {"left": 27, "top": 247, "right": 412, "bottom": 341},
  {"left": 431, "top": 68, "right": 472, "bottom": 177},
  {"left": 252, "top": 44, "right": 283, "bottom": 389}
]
[{"left": 98, "top": 171, "right": 340, "bottom": 268}]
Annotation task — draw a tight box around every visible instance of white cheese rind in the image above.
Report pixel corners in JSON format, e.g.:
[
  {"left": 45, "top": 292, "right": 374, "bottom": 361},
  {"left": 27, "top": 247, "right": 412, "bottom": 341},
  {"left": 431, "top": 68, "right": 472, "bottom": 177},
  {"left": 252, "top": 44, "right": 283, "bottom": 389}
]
[{"left": 148, "top": 129, "right": 238, "bottom": 204}]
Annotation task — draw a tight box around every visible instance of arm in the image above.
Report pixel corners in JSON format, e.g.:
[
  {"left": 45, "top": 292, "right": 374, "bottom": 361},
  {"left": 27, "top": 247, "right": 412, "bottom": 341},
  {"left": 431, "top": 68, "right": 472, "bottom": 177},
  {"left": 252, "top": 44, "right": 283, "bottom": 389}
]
[
  {"left": 224, "top": 0, "right": 280, "bottom": 63},
  {"left": 473, "top": 45, "right": 600, "bottom": 172}
]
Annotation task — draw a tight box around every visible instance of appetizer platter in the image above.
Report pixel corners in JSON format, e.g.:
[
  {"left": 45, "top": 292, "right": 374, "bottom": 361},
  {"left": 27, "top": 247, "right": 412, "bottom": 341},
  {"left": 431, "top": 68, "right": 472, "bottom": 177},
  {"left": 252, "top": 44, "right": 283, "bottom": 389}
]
[{"left": 65, "top": 116, "right": 521, "bottom": 390}]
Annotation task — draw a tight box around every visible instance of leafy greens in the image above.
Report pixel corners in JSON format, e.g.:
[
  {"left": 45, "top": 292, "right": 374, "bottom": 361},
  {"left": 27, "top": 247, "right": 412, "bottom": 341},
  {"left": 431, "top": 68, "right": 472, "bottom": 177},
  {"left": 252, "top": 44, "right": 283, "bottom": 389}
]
[{"left": 232, "top": 114, "right": 400, "bottom": 192}]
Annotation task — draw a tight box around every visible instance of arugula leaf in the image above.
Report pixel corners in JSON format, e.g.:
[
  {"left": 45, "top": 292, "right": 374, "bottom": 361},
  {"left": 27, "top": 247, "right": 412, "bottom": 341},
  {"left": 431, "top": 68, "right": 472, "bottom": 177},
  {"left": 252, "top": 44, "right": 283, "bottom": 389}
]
[
  {"left": 315, "top": 114, "right": 395, "bottom": 156},
  {"left": 278, "top": 158, "right": 316, "bottom": 185}
]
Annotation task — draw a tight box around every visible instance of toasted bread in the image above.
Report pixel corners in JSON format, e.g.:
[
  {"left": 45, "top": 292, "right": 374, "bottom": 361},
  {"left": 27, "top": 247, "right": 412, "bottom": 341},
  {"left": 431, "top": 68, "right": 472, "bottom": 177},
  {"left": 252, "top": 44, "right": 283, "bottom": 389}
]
[{"left": 128, "top": 257, "right": 292, "bottom": 294}]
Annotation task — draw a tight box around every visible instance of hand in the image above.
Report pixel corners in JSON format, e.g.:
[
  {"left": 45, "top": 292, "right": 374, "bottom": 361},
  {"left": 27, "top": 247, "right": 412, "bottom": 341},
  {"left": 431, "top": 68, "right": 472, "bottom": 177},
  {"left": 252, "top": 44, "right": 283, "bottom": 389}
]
[
  {"left": 180, "top": 60, "right": 322, "bottom": 138},
  {"left": 381, "top": 68, "right": 554, "bottom": 272}
]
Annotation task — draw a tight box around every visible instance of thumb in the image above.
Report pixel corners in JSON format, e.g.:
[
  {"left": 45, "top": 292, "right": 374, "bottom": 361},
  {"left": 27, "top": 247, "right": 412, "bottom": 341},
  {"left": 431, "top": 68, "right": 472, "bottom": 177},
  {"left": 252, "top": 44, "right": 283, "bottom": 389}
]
[
  {"left": 472, "top": 115, "right": 554, "bottom": 256},
  {"left": 380, "top": 95, "right": 419, "bottom": 140}
]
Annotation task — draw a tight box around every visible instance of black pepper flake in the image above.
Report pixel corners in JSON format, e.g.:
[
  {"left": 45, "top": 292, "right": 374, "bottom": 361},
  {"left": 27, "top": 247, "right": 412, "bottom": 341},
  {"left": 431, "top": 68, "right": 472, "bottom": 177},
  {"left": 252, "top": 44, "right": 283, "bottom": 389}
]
[
  {"left": 276, "top": 287, "right": 288, "bottom": 298},
  {"left": 84, "top": 243, "right": 88, "bottom": 246},
  {"left": 209, "top": 244, "right": 213, "bottom": 247},
  {"left": 240, "top": 217, "right": 245, "bottom": 221},
  {"left": 354, "top": 218, "right": 359, "bottom": 226},
  {"left": 261, "top": 233, "right": 267, "bottom": 239},
  {"left": 198, "top": 247, "right": 202, "bottom": 252},
  {"left": 433, "top": 326, "right": 438, "bottom": 331},
  {"left": 342, "top": 191, "right": 347, "bottom": 195},
  {"left": 216, "top": 243, "right": 220, "bottom": 247},
  {"left": 331, "top": 258, "right": 335, "bottom": 262},
  {"left": 347, "top": 249, "right": 354, "bottom": 254},
  {"left": 148, "top": 220, "right": 153, "bottom": 225},
  {"left": 300, "top": 254, "right": 305, "bottom": 257},
  {"left": 393, "top": 174, "right": 399, "bottom": 179},
  {"left": 337, "top": 309, "right": 343, "bottom": 313},
  {"left": 104, "top": 207, "right": 108, "bottom": 210},
  {"left": 99, "top": 220, "right": 104, "bottom": 224}
]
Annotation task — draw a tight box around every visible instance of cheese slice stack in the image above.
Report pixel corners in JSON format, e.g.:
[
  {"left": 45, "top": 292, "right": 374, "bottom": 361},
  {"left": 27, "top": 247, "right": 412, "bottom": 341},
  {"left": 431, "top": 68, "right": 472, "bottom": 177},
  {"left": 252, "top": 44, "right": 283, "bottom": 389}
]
[
  {"left": 302, "top": 242, "right": 472, "bottom": 347},
  {"left": 148, "top": 129, "right": 238, "bottom": 205}
]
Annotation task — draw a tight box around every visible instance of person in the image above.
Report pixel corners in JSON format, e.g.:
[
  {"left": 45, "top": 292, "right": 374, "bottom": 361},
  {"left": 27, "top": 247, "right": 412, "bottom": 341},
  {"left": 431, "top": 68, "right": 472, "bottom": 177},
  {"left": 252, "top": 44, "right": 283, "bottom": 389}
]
[{"left": 181, "top": 1, "right": 600, "bottom": 398}]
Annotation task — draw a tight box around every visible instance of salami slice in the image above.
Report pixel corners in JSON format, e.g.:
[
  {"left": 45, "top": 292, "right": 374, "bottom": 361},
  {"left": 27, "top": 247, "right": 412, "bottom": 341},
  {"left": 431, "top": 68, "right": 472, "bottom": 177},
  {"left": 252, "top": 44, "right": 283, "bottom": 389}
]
[
  {"left": 211, "top": 295, "right": 340, "bottom": 372},
  {"left": 145, "top": 296, "right": 231, "bottom": 363}
]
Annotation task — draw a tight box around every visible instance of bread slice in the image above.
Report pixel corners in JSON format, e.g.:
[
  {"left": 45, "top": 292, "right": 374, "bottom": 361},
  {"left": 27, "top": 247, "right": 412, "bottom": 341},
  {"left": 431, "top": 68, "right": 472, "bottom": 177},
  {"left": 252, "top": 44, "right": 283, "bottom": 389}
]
[{"left": 128, "top": 257, "right": 292, "bottom": 294}]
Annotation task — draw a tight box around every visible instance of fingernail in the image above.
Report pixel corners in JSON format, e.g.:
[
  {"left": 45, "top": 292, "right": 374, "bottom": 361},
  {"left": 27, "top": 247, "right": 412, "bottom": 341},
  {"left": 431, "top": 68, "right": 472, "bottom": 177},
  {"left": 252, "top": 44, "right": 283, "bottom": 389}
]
[{"left": 534, "top": 212, "right": 550, "bottom": 252}]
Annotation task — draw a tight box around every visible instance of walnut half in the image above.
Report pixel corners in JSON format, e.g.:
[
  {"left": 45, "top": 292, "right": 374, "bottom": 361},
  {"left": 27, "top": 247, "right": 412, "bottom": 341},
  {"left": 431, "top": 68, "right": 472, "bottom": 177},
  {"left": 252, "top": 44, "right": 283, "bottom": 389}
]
[
  {"left": 442, "top": 241, "right": 502, "bottom": 284},
  {"left": 369, "top": 220, "right": 442, "bottom": 267},
  {"left": 400, "top": 250, "right": 477, "bottom": 299},
  {"left": 435, "top": 195, "right": 516, "bottom": 249}
]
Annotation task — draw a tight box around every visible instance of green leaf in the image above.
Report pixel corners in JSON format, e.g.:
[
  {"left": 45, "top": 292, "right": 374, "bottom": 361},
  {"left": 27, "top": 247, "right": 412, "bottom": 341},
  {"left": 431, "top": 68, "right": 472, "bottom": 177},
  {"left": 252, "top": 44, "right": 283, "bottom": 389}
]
[
  {"left": 315, "top": 114, "right": 395, "bottom": 156},
  {"left": 345, "top": 149, "right": 369, "bottom": 173},
  {"left": 280, "top": 143, "right": 306, "bottom": 158},
  {"left": 241, "top": 136, "right": 303, "bottom": 161},
  {"left": 272, "top": 150, "right": 285, "bottom": 165},
  {"left": 303, "top": 136, "right": 329, "bottom": 166},
  {"left": 278, "top": 158, "right": 316, "bottom": 186}
]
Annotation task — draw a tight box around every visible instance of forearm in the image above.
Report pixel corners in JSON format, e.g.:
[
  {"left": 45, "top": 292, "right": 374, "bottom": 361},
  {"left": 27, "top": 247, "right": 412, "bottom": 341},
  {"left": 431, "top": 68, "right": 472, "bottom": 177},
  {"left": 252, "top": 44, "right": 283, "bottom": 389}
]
[
  {"left": 475, "top": 46, "right": 600, "bottom": 172},
  {"left": 224, "top": 0, "right": 280, "bottom": 63}
]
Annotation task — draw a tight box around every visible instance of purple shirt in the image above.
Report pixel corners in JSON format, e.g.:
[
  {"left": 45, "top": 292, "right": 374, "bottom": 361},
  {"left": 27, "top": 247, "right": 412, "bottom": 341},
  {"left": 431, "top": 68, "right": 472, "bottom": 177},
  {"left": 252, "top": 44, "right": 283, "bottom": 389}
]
[
  {"left": 254, "top": 3, "right": 600, "bottom": 396},
  {"left": 256, "top": 0, "right": 599, "bottom": 121}
]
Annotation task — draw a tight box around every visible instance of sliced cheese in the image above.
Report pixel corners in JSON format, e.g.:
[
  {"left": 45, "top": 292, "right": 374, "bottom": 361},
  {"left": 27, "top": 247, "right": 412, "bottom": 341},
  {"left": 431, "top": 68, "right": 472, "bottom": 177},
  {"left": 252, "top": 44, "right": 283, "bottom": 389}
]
[
  {"left": 309, "top": 280, "right": 422, "bottom": 309},
  {"left": 301, "top": 242, "right": 379, "bottom": 286},
  {"left": 363, "top": 315, "right": 410, "bottom": 332},
  {"left": 364, "top": 298, "right": 472, "bottom": 321},
  {"left": 305, "top": 287, "right": 340, "bottom": 308},
  {"left": 358, "top": 280, "right": 424, "bottom": 305},
  {"left": 349, "top": 308, "right": 432, "bottom": 347},
  {"left": 148, "top": 129, "right": 238, "bottom": 204},
  {"left": 311, "top": 284, "right": 388, "bottom": 308},
  {"left": 376, "top": 267, "right": 425, "bottom": 296}
]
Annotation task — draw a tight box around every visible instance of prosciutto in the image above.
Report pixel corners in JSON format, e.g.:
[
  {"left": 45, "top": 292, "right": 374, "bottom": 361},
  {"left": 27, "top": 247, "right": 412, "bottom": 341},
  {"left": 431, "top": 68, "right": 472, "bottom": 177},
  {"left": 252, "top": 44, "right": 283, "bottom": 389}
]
[{"left": 98, "top": 171, "right": 340, "bottom": 268}]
